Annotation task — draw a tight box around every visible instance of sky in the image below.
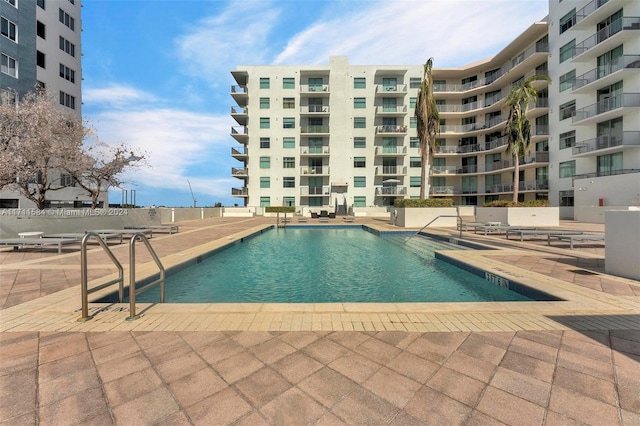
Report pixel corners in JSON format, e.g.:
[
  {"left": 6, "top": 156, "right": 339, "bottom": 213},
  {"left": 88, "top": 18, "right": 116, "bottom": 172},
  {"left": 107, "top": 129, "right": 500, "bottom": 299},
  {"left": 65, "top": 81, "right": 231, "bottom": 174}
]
[{"left": 81, "top": 0, "right": 549, "bottom": 208}]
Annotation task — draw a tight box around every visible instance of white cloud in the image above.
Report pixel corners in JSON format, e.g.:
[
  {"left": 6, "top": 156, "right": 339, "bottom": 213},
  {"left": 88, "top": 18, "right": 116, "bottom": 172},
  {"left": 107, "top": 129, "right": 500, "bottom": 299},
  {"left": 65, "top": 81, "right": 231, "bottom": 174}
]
[{"left": 83, "top": 85, "right": 156, "bottom": 108}]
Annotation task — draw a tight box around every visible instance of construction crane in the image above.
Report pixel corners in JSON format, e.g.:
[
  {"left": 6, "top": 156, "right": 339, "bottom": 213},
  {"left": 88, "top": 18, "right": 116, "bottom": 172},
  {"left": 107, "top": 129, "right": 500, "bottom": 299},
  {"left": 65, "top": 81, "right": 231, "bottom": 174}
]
[{"left": 187, "top": 180, "right": 197, "bottom": 208}]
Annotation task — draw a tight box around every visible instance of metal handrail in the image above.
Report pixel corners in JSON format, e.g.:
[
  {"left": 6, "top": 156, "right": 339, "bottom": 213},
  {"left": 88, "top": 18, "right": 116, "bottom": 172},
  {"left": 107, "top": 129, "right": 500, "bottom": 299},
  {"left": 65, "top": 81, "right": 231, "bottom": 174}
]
[
  {"left": 127, "top": 232, "right": 165, "bottom": 321},
  {"left": 406, "top": 215, "right": 463, "bottom": 243},
  {"left": 78, "top": 232, "right": 124, "bottom": 322}
]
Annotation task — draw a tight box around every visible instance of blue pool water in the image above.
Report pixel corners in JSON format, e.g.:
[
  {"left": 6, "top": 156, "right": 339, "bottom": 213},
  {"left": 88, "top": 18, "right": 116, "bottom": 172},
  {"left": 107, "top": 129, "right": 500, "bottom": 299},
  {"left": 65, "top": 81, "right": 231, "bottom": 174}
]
[{"left": 132, "top": 228, "right": 532, "bottom": 303}]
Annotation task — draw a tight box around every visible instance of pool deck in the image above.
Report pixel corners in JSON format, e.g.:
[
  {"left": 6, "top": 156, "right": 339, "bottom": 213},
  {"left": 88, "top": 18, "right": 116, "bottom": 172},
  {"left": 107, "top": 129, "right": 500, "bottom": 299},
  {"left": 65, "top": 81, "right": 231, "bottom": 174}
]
[{"left": 1, "top": 216, "right": 638, "bottom": 425}]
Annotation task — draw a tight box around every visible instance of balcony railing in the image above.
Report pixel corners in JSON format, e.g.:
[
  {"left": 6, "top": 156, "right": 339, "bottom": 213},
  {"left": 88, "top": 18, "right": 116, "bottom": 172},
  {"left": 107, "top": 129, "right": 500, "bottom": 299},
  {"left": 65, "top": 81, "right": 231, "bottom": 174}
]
[
  {"left": 231, "top": 167, "right": 247, "bottom": 176},
  {"left": 573, "top": 55, "right": 640, "bottom": 91},
  {"left": 533, "top": 125, "right": 549, "bottom": 136},
  {"left": 573, "top": 169, "right": 640, "bottom": 182},
  {"left": 300, "top": 85, "right": 329, "bottom": 93},
  {"left": 300, "top": 125, "right": 330, "bottom": 133},
  {"left": 438, "top": 101, "right": 481, "bottom": 113},
  {"left": 484, "top": 92, "right": 505, "bottom": 107},
  {"left": 231, "top": 146, "right": 247, "bottom": 156},
  {"left": 575, "top": 0, "right": 610, "bottom": 25},
  {"left": 231, "top": 187, "right": 248, "bottom": 196},
  {"left": 375, "top": 105, "right": 408, "bottom": 114},
  {"left": 375, "top": 146, "right": 407, "bottom": 155},
  {"left": 231, "top": 85, "right": 247, "bottom": 94},
  {"left": 376, "top": 166, "right": 407, "bottom": 175},
  {"left": 573, "top": 132, "right": 640, "bottom": 155},
  {"left": 574, "top": 17, "right": 640, "bottom": 57},
  {"left": 573, "top": 94, "right": 640, "bottom": 123},
  {"left": 376, "top": 84, "right": 408, "bottom": 93},
  {"left": 434, "top": 136, "right": 509, "bottom": 155},
  {"left": 230, "top": 106, "right": 247, "bottom": 114},
  {"left": 376, "top": 125, "right": 408, "bottom": 134},
  {"left": 430, "top": 186, "right": 456, "bottom": 195},
  {"left": 300, "top": 166, "right": 330, "bottom": 175},
  {"left": 231, "top": 126, "right": 248, "bottom": 135},
  {"left": 376, "top": 186, "right": 407, "bottom": 196},
  {"left": 300, "top": 105, "right": 329, "bottom": 113},
  {"left": 300, "top": 186, "right": 330, "bottom": 196},
  {"left": 300, "top": 146, "right": 330, "bottom": 155}
]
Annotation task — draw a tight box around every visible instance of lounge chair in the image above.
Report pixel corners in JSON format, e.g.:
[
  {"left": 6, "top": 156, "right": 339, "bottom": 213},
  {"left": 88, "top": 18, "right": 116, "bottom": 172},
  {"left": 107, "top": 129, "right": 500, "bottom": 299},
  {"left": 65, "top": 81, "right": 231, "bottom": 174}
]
[
  {"left": 297, "top": 217, "right": 308, "bottom": 223},
  {"left": 0, "top": 237, "right": 80, "bottom": 254},
  {"left": 124, "top": 225, "right": 179, "bottom": 234},
  {"left": 342, "top": 216, "right": 355, "bottom": 222},
  {"left": 311, "top": 212, "right": 319, "bottom": 219},
  {"left": 548, "top": 233, "right": 605, "bottom": 250}
]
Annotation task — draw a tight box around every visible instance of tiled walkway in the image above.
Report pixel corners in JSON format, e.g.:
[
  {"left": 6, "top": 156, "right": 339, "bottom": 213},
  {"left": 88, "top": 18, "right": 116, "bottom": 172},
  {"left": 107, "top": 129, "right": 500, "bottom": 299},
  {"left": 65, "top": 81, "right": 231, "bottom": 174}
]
[{"left": 1, "top": 217, "right": 639, "bottom": 425}]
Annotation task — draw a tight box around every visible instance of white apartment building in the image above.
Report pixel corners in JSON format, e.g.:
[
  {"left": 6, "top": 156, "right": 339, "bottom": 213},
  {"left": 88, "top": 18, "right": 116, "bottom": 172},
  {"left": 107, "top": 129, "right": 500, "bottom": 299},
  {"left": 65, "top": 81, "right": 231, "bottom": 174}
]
[
  {"left": 230, "top": 1, "right": 639, "bottom": 217},
  {"left": 0, "top": 0, "right": 97, "bottom": 208},
  {"left": 549, "top": 0, "right": 640, "bottom": 220}
]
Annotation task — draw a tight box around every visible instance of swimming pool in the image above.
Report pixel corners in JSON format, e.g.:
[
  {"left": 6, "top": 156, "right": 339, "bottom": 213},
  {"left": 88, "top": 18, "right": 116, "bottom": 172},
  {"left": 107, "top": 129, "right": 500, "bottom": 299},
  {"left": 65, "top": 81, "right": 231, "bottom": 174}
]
[{"left": 130, "top": 228, "right": 533, "bottom": 303}]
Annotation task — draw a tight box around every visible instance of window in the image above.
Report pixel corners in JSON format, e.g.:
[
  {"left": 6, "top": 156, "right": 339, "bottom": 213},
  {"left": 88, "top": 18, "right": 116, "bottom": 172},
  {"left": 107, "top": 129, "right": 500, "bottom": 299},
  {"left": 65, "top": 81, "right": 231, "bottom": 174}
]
[
  {"left": 410, "top": 176, "right": 421, "bottom": 188},
  {"left": 598, "top": 152, "right": 623, "bottom": 175},
  {"left": 559, "top": 39, "right": 575, "bottom": 63},
  {"left": 37, "top": 51, "right": 45, "bottom": 68},
  {"left": 409, "top": 77, "right": 421, "bottom": 89},
  {"left": 354, "top": 77, "right": 366, "bottom": 89},
  {"left": 559, "top": 190, "right": 574, "bottom": 207},
  {"left": 485, "top": 68, "right": 500, "bottom": 84},
  {"left": 410, "top": 117, "right": 417, "bottom": 129},
  {"left": 59, "top": 36, "right": 75, "bottom": 57},
  {"left": 2, "top": 17, "right": 17, "bottom": 41},
  {"left": 283, "top": 117, "right": 295, "bottom": 129},
  {"left": 382, "top": 78, "right": 397, "bottom": 91},
  {"left": 260, "top": 197, "right": 270, "bottom": 207},
  {"left": 59, "top": 8, "right": 75, "bottom": 31},
  {"left": 354, "top": 97, "right": 366, "bottom": 109},
  {"left": 260, "top": 157, "right": 270, "bottom": 169},
  {"left": 283, "top": 177, "right": 295, "bottom": 188},
  {"left": 283, "top": 137, "right": 295, "bottom": 149},
  {"left": 59, "top": 64, "right": 75, "bottom": 83},
  {"left": 354, "top": 176, "right": 366, "bottom": 188},
  {"left": 354, "top": 117, "right": 366, "bottom": 128},
  {"left": 59, "top": 91, "right": 75, "bottom": 109},
  {"left": 354, "top": 157, "right": 366, "bottom": 168},
  {"left": 259, "top": 117, "right": 270, "bottom": 129},
  {"left": 559, "top": 160, "right": 575, "bottom": 178},
  {"left": 1, "top": 53, "right": 17, "bottom": 77},
  {"left": 308, "top": 78, "right": 323, "bottom": 91},
  {"left": 1, "top": 88, "right": 17, "bottom": 105},
  {"left": 409, "top": 97, "right": 416, "bottom": 108},
  {"left": 560, "top": 8, "right": 576, "bottom": 34},
  {"left": 433, "top": 80, "right": 446, "bottom": 91},
  {"left": 410, "top": 137, "right": 419, "bottom": 148},
  {"left": 283, "top": 157, "right": 295, "bottom": 168},
  {"left": 559, "top": 100, "right": 576, "bottom": 120},
  {"left": 260, "top": 177, "right": 270, "bottom": 188},
  {"left": 354, "top": 137, "right": 366, "bottom": 148},
  {"left": 282, "top": 77, "right": 295, "bottom": 89},
  {"left": 259, "top": 77, "right": 270, "bottom": 89},
  {"left": 598, "top": 45, "right": 623, "bottom": 79},
  {"left": 559, "top": 131, "right": 575, "bottom": 149},
  {"left": 283, "top": 197, "right": 295, "bottom": 207},
  {"left": 559, "top": 70, "right": 575, "bottom": 92},
  {"left": 37, "top": 0, "right": 45, "bottom": 9},
  {"left": 283, "top": 97, "right": 294, "bottom": 109},
  {"left": 5, "top": 0, "right": 17, "bottom": 7},
  {"left": 259, "top": 97, "right": 269, "bottom": 109},
  {"left": 353, "top": 196, "right": 366, "bottom": 207},
  {"left": 410, "top": 157, "right": 421, "bottom": 168},
  {"left": 260, "top": 137, "right": 270, "bottom": 148}
]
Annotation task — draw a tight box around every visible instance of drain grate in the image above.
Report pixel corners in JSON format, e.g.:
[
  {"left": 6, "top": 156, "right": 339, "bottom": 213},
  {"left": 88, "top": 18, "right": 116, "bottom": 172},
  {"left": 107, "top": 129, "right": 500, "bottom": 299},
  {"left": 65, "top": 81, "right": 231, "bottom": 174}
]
[{"left": 569, "top": 269, "right": 599, "bottom": 275}]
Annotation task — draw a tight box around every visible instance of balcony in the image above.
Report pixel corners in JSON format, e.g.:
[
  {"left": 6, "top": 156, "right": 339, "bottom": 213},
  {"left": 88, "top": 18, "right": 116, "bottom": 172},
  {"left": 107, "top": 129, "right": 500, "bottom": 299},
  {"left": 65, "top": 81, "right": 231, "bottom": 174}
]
[
  {"left": 300, "top": 146, "right": 330, "bottom": 156},
  {"left": 430, "top": 165, "right": 459, "bottom": 175},
  {"left": 375, "top": 105, "right": 408, "bottom": 115},
  {"left": 573, "top": 93, "right": 640, "bottom": 124},
  {"left": 300, "top": 125, "right": 330, "bottom": 134},
  {"left": 376, "top": 166, "right": 407, "bottom": 176},
  {"left": 231, "top": 167, "right": 248, "bottom": 178},
  {"left": 573, "top": 17, "right": 640, "bottom": 62},
  {"left": 438, "top": 101, "right": 481, "bottom": 114},
  {"left": 375, "top": 84, "right": 407, "bottom": 96},
  {"left": 376, "top": 186, "right": 407, "bottom": 196},
  {"left": 231, "top": 146, "right": 247, "bottom": 160},
  {"left": 532, "top": 125, "right": 549, "bottom": 136},
  {"left": 231, "top": 187, "right": 248, "bottom": 197},
  {"left": 231, "top": 85, "right": 248, "bottom": 106},
  {"left": 573, "top": 55, "right": 640, "bottom": 93},
  {"left": 300, "top": 166, "right": 330, "bottom": 175},
  {"left": 300, "top": 186, "right": 330, "bottom": 196},
  {"left": 573, "top": 132, "right": 640, "bottom": 156},
  {"left": 231, "top": 126, "right": 248, "bottom": 143},
  {"left": 231, "top": 106, "right": 248, "bottom": 125},
  {"left": 300, "top": 85, "right": 330, "bottom": 95},
  {"left": 573, "top": 169, "right": 640, "bottom": 183},
  {"left": 430, "top": 186, "right": 456, "bottom": 195},
  {"left": 375, "top": 146, "right": 407, "bottom": 156},
  {"left": 575, "top": 0, "right": 610, "bottom": 28},
  {"left": 376, "top": 125, "right": 408, "bottom": 134},
  {"left": 300, "top": 105, "right": 329, "bottom": 114}
]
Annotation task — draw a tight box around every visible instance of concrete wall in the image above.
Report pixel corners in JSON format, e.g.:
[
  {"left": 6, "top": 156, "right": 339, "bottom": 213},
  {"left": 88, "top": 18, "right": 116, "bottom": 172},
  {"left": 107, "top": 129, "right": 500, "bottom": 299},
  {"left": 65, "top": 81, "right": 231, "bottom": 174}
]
[
  {"left": 158, "top": 208, "right": 221, "bottom": 223},
  {"left": 605, "top": 209, "right": 640, "bottom": 280},
  {"left": 476, "top": 207, "right": 559, "bottom": 226},
  {"left": 393, "top": 208, "right": 458, "bottom": 228},
  {"left": 574, "top": 206, "right": 637, "bottom": 224}
]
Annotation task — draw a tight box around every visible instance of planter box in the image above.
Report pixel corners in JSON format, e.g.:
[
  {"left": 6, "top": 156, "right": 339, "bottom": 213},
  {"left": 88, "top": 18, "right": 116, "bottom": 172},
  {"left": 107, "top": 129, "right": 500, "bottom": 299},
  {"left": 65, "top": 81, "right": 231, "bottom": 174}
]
[
  {"left": 392, "top": 207, "right": 458, "bottom": 228},
  {"left": 476, "top": 207, "right": 559, "bottom": 227}
]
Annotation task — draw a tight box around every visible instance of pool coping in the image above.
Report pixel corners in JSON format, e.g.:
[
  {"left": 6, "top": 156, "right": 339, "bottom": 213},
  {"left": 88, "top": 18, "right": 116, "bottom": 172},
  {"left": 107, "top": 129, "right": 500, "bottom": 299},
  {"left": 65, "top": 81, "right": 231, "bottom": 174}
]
[{"left": 2, "top": 221, "right": 640, "bottom": 333}]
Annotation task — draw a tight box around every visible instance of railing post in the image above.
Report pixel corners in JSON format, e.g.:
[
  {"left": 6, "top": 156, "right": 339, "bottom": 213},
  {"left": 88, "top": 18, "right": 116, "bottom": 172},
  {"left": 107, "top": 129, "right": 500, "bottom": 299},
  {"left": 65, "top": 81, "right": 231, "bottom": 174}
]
[
  {"left": 78, "top": 233, "right": 92, "bottom": 322},
  {"left": 126, "top": 234, "right": 139, "bottom": 321}
]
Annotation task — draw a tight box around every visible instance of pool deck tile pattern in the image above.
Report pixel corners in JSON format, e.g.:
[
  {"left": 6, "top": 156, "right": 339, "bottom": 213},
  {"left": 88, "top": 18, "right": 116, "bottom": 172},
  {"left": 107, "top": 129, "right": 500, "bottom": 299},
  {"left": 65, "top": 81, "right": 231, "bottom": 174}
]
[{"left": 1, "top": 216, "right": 639, "bottom": 425}]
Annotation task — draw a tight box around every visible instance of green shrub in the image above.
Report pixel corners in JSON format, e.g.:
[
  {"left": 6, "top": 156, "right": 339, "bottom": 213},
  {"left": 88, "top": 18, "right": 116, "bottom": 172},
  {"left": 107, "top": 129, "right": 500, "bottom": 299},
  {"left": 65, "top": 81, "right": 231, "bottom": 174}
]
[
  {"left": 483, "top": 199, "right": 550, "bottom": 207},
  {"left": 265, "top": 206, "right": 295, "bottom": 213},
  {"left": 393, "top": 198, "right": 454, "bottom": 208}
]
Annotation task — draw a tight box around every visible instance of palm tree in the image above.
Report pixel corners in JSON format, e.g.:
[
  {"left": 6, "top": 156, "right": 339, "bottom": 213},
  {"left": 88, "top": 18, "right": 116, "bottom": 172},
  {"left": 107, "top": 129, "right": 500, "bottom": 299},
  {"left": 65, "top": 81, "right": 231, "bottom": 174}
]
[
  {"left": 504, "top": 74, "right": 551, "bottom": 204},
  {"left": 415, "top": 58, "right": 440, "bottom": 199}
]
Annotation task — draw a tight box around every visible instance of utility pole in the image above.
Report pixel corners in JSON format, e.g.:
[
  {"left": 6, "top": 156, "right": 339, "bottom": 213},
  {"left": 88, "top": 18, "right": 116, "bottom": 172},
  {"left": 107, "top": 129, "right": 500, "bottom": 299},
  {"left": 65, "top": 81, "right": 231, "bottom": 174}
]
[{"left": 187, "top": 180, "right": 197, "bottom": 208}]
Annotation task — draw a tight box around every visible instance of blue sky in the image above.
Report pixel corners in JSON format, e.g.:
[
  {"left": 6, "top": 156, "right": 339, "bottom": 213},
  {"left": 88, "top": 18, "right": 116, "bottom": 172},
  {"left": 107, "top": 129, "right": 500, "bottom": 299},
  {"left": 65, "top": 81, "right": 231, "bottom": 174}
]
[{"left": 81, "top": 0, "right": 548, "bottom": 208}]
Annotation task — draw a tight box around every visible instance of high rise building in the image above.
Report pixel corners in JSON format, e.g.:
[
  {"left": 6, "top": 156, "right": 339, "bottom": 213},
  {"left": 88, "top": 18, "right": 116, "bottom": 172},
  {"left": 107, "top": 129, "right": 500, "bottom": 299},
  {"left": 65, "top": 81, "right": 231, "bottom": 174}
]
[
  {"left": 230, "top": 1, "right": 639, "bottom": 219},
  {"left": 1, "top": 0, "right": 97, "bottom": 208}
]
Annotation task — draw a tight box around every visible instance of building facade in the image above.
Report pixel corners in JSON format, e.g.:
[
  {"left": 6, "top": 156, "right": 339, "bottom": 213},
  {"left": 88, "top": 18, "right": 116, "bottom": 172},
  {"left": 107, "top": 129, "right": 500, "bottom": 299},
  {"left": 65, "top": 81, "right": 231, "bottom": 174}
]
[{"left": 0, "top": 0, "right": 99, "bottom": 208}]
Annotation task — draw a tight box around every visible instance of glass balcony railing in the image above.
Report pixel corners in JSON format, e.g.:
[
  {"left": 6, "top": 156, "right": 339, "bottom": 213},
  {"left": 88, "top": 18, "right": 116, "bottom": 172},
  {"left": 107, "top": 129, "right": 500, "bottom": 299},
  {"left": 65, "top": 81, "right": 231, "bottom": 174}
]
[
  {"left": 572, "top": 131, "right": 640, "bottom": 155},
  {"left": 300, "top": 125, "right": 330, "bottom": 133},
  {"left": 231, "top": 188, "right": 248, "bottom": 196},
  {"left": 573, "top": 55, "right": 640, "bottom": 90},
  {"left": 575, "top": 0, "right": 610, "bottom": 25},
  {"left": 573, "top": 94, "right": 640, "bottom": 123},
  {"left": 574, "top": 17, "right": 640, "bottom": 57}
]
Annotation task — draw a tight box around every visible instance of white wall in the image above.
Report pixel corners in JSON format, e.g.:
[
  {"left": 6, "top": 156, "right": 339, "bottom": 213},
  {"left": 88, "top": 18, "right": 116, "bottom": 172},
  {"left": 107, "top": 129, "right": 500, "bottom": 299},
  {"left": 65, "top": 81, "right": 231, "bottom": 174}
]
[{"left": 605, "top": 210, "right": 640, "bottom": 280}]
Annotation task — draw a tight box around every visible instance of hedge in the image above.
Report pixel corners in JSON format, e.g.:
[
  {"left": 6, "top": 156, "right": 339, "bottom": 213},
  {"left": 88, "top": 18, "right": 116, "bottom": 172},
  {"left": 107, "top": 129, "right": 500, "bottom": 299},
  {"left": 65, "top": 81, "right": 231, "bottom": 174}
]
[
  {"left": 393, "top": 198, "right": 454, "bottom": 208},
  {"left": 264, "top": 206, "right": 296, "bottom": 213}
]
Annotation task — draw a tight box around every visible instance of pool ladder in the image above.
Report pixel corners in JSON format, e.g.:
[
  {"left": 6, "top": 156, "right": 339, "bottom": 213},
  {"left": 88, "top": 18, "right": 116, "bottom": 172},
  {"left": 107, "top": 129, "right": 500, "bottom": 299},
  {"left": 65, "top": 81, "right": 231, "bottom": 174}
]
[
  {"left": 78, "top": 231, "right": 165, "bottom": 322},
  {"left": 405, "top": 215, "right": 463, "bottom": 243}
]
